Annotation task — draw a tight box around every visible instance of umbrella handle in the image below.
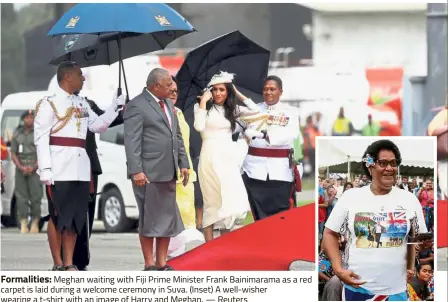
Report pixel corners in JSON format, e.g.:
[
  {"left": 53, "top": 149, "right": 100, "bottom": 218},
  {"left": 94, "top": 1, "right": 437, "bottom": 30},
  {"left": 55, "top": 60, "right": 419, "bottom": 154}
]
[
  {"left": 117, "top": 87, "right": 124, "bottom": 111},
  {"left": 116, "top": 35, "right": 130, "bottom": 107}
]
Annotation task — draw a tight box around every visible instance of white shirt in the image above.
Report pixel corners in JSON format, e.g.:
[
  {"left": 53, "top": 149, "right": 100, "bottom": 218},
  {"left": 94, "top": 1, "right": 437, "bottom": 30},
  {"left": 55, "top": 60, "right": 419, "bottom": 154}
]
[
  {"left": 325, "top": 186, "right": 427, "bottom": 295},
  {"left": 34, "top": 86, "right": 118, "bottom": 181},
  {"left": 242, "top": 102, "right": 299, "bottom": 182},
  {"left": 147, "top": 89, "right": 172, "bottom": 129}
]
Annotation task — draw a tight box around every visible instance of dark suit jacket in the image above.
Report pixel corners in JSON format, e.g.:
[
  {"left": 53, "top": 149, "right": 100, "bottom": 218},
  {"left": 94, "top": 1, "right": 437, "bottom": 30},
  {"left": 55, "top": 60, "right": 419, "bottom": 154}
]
[
  {"left": 123, "top": 89, "right": 189, "bottom": 181},
  {"left": 86, "top": 99, "right": 124, "bottom": 175}
]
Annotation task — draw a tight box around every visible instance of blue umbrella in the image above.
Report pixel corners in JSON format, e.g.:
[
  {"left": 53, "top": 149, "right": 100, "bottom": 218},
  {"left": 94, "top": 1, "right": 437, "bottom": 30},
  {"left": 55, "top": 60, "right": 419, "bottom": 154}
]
[
  {"left": 48, "top": 3, "right": 194, "bottom": 35},
  {"left": 48, "top": 3, "right": 195, "bottom": 99}
]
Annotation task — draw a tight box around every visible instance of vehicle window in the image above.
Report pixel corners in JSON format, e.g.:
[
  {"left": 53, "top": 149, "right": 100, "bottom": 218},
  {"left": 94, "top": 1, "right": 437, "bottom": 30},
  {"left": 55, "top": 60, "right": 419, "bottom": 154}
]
[
  {"left": 1, "top": 110, "right": 23, "bottom": 146},
  {"left": 100, "top": 124, "right": 124, "bottom": 145}
]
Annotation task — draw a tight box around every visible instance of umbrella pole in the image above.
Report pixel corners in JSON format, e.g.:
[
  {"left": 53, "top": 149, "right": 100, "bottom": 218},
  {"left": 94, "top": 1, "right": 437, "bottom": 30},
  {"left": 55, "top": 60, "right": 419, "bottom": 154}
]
[
  {"left": 116, "top": 35, "right": 130, "bottom": 104},
  {"left": 120, "top": 57, "right": 130, "bottom": 103},
  {"left": 117, "top": 36, "right": 122, "bottom": 97}
]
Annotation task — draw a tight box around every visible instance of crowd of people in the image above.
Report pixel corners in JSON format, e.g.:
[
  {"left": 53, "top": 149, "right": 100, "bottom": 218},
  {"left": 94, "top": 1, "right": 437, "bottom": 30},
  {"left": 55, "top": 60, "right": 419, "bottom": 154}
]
[
  {"left": 2, "top": 61, "right": 303, "bottom": 271},
  {"left": 318, "top": 139, "right": 435, "bottom": 301},
  {"left": 318, "top": 174, "right": 435, "bottom": 244}
]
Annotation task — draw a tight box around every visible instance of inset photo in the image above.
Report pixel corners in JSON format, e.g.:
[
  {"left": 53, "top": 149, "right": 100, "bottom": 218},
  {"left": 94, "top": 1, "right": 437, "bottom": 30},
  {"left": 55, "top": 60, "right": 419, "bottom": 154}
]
[{"left": 316, "top": 137, "right": 437, "bottom": 301}]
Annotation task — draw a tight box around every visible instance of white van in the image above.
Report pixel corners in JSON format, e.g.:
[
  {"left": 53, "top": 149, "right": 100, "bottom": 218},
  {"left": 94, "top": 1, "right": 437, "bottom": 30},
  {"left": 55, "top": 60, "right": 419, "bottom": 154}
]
[
  {"left": 1, "top": 91, "right": 49, "bottom": 230},
  {"left": 1, "top": 90, "right": 139, "bottom": 232}
]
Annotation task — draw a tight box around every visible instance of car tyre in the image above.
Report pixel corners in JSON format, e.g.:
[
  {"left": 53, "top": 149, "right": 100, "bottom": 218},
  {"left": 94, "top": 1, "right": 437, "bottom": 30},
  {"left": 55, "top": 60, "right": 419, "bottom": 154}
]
[{"left": 101, "top": 188, "right": 133, "bottom": 233}]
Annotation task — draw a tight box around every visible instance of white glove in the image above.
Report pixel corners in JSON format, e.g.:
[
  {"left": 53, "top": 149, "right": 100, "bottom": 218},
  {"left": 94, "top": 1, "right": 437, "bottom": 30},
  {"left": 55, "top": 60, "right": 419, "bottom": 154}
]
[
  {"left": 244, "top": 129, "right": 264, "bottom": 140},
  {"left": 113, "top": 94, "right": 126, "bottom": 108},
  {"left": 40, "top": 170, "right": 54, "bottom": 186}
]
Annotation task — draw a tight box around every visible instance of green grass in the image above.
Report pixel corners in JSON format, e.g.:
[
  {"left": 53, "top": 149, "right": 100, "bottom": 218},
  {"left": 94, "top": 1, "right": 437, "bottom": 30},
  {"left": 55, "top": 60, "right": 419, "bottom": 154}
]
[
  {"left": 242, "top": 200, "right": 314, "bottom": 226},
  {"left": 297, "top": 200, "right": 314, "bottom": 207}
]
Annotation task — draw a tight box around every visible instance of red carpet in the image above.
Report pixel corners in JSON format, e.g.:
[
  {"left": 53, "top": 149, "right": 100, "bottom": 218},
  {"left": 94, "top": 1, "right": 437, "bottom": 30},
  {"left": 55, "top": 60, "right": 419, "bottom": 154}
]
[
  {"left": 168, "top": 204, "right": 315, "bottom": 270},
  {"left": 437, "top": 200, "right": 447, "bottom": 248}
]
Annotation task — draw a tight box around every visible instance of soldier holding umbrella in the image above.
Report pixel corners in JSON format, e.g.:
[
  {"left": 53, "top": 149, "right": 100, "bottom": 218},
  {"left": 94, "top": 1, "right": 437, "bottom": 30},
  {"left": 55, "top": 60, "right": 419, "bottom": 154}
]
[
  {"left": 47, "top": 3, "right": 195, "bottom": 270},
  {"left": 35, "top": 61, "right": 125, "bottom": 271}
]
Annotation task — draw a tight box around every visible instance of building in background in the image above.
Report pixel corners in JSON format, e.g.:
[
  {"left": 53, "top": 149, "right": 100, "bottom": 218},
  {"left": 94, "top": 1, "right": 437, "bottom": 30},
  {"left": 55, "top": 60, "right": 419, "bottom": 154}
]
[
  {"left": 16, "top": 3, "right": 313, "bottom": 94},
  {"left": 305, "top": 3, "right": 427, "bottom": 76},
  {"left": 3, "top": 2, "right": 446, "bottom": 138},
  {"left": 167, "top": 3, "right": 312, "bottom": 66},
  {"left": 302, "top": 3, "right": 447, "bottom": 135}
]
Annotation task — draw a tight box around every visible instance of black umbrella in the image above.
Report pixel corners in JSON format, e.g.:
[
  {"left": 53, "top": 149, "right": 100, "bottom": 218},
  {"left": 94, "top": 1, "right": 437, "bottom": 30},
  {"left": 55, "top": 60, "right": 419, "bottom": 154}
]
[
  {"left": 49, "top": 32, "right": 189, "bottom": 68},
  {"left": 49, "top": 31, "right": 194, "bottom": 100},
  {"left": 176, "top": 30, "right": 270, "bottom": 112},
  {"left": 175, "top": 30, "right": 270, "bottom": 160}
]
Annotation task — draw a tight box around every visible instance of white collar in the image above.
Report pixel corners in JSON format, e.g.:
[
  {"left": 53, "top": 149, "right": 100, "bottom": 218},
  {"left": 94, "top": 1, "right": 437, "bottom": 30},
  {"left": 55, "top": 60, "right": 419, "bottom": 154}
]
[
  {"left": 55, "top": 85, "right": 74, "bottom": 99},
  {"left": 264, "top": 101, "right": 282, "bottom": 111}
]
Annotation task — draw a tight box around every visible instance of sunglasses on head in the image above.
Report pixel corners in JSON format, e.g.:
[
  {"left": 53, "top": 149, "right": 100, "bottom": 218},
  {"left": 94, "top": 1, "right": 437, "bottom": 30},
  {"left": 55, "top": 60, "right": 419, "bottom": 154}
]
[{"left": 376, "top": 159, "right": 400, "bottom": 168}]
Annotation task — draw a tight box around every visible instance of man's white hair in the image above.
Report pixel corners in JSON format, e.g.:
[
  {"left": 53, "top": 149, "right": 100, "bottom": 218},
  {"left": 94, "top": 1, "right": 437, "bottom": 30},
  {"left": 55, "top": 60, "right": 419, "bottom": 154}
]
[{"left": 146, "top": 68, "right": 170, "bottom": 86}]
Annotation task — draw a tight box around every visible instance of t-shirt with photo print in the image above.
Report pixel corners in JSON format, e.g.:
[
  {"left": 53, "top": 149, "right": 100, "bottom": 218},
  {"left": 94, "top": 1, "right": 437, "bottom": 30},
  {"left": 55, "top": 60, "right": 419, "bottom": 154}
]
[{"left": 325, "top": 186, "right": 427, "bottom": 295}]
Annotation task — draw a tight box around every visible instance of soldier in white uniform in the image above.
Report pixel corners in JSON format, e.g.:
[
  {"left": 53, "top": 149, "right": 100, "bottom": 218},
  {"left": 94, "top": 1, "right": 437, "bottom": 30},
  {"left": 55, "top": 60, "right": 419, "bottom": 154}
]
[
  {"left": 34, "top": 61, "right": 125, "bottom": 271},
  {"left": 241, "top": 75, "right": 302, "bottom": 221}
]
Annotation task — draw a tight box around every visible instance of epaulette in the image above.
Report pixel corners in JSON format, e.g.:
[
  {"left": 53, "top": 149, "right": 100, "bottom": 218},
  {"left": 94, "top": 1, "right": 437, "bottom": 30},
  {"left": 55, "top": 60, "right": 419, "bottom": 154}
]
[
  {"left": 35, "top": 94, "right": 56, "bottom": 115},
  {"left": 35, "top": 94, "right": 75, "bottom": 134}
]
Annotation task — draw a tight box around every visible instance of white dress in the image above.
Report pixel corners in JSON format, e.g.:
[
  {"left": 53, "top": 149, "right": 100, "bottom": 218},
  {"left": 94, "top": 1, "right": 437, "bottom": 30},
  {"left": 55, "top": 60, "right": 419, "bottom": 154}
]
[{"left": 194, "top": 102, "right": 256, "bottom": 229}]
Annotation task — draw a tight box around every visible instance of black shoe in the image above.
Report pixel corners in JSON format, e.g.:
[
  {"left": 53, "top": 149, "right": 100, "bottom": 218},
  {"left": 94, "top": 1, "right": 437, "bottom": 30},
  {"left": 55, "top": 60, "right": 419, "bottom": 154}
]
[{"left": 77, "top": 266, "right": 88, "bottom": 271}]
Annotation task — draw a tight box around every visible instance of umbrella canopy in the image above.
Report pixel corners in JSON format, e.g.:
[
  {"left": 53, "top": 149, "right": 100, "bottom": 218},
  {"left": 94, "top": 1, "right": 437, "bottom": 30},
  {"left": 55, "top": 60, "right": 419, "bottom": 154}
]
[
  {"left": 176, "top": 30, "right": 270, "bottom": 112},
  {"left": 50, "top": 32, "right": 183, "bottom": 67},
  {"left": 48, "top": 3, "right": 195, "bottom": 100},
  {"left": 48, "top": 3, "right": 194, "bottom": 36},
  {"left": 175, "top": 31, "right": 270, "bottom": 160}
]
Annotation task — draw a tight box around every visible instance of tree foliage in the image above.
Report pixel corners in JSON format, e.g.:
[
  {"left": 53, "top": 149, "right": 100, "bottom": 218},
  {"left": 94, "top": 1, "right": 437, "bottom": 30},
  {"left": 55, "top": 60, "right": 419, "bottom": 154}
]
[
  {"left": 1, "top": 3, "right": 54, "bottom": 101},
  {"left": 1, "top": 3, "right": 24, "bottom": 100}
]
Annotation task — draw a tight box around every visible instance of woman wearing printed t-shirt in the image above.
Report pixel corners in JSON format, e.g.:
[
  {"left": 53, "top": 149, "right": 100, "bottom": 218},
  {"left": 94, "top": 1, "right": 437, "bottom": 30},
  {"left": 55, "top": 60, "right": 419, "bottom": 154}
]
[{"left": 322, "top": 139, "right": 427, "bottom": 301}]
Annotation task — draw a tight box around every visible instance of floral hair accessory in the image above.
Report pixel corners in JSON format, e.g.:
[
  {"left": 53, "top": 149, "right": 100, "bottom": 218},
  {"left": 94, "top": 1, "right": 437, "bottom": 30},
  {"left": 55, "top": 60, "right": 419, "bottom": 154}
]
[{"left": 363, "top": 154, "right": 375, "bottom": 168}]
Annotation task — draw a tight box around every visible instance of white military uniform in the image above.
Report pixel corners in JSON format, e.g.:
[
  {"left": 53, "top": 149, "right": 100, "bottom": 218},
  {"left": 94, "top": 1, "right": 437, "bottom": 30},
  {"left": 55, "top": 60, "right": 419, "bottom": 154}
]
[
  {"left": 242, "top": 101, "right": 299, "bottom": 181},
  {"left": 34, "top": 86, "right": 119, "bottom": 181},
  {"left": 240, "top": 101, "right": 301, "bottom": 221}
]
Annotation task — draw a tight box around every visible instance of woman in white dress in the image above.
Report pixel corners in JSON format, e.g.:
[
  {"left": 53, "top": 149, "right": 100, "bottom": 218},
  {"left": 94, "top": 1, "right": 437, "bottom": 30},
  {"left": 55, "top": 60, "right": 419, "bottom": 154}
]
[{"left": 194, "top": 71, "right": 263, "bottom": 242}]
